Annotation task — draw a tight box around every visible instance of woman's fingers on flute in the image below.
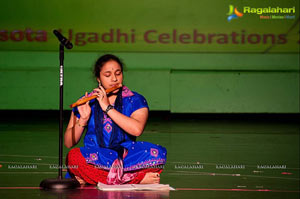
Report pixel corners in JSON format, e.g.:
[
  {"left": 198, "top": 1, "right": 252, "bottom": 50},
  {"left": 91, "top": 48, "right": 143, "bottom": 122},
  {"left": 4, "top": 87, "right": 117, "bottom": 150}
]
[
  {"left": 93, "top": 88, "right": 104, "bottom": 98},
  {"left": 99, "top": 86, "right": 106, "bottom": 95},
  {"left": 78, "top": 92, "right": 88, "bottom": 100},
  {"left": 93, "top": 88, "right": 100, "bottom": 94},
  {"left": 85, "top": 92, "right": 89, "bottom": 105}
]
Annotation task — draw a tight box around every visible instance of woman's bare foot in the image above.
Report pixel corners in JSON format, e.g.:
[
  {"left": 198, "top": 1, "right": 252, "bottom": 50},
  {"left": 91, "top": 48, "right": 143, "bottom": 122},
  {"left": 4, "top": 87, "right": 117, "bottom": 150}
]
[
  {"left": 75, "top": 175, "right": 86, "bottom": 185},
  {"left": 140, "top": 172, "right": 160, "bottom": 184}
]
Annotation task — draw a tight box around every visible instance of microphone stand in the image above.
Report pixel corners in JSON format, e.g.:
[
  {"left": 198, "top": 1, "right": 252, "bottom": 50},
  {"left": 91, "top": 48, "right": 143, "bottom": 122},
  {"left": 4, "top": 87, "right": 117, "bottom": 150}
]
[{"left": 40, "top": 42, "right": 80, "bottom": 190}]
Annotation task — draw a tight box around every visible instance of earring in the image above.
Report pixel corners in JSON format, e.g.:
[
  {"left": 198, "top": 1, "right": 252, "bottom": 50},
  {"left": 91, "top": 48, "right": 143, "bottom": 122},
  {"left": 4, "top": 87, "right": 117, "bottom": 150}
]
[{"left": 98, "top": 82, "right": 101, "bottom": 88}]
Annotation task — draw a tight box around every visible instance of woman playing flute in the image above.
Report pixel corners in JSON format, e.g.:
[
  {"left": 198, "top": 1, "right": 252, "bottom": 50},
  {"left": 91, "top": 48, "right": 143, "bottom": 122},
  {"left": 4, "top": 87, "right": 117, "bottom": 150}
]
[{"left": 64, "top": 54, "right": 167, "bottom": 185}]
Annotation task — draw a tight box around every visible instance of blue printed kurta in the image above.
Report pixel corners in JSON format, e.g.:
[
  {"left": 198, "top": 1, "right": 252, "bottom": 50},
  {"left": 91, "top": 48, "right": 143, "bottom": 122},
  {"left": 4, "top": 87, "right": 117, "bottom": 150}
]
[{"left": 71, "top": 87, "right": 167, "bottom": 172}]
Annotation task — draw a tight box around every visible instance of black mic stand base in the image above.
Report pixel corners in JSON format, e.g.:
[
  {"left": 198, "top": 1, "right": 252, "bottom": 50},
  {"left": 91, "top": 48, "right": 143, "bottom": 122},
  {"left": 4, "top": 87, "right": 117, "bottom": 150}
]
[{"left": 40, "top": 178, "right": 80, "bottom": 190}]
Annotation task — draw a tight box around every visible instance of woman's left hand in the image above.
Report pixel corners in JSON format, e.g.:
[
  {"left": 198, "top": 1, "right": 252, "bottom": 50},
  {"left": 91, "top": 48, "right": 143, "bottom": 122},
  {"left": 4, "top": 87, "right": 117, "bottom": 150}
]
[{"left": 93, "top": 86, "right": 110, "bottom": 111}]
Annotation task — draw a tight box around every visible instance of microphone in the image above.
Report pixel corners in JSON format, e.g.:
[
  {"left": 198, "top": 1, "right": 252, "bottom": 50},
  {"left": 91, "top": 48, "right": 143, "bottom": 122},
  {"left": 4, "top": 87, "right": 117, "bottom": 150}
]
[{"left": 53, "top": 30, "right": 73, "bottom": 49}]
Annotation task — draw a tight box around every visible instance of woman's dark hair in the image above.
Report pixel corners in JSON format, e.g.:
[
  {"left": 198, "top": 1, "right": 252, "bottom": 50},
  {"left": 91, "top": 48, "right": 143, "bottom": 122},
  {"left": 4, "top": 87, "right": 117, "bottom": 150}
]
[{"left": 93, "top": 54, "right": 124, "bottom": 78}]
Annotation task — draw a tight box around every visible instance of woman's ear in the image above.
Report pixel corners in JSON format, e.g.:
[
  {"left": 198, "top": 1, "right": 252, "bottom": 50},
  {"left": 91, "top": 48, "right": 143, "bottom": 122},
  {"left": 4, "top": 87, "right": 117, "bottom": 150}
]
[{"left": 97, "top": 78, "right": 101, "bottom": 88}]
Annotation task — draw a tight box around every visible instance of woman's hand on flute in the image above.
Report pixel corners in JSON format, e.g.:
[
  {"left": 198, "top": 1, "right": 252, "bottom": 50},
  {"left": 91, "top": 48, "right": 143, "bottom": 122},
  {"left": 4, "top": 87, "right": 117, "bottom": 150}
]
[
  {"left": 93, "top": 86, "right": 110, "bottom": 111},
  {"left": 77, "top": 92, "right": 92, "bottom": 124}
]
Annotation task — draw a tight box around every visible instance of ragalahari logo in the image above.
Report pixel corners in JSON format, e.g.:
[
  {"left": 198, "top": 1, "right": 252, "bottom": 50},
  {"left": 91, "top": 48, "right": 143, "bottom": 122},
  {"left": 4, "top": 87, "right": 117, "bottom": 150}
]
[{"left": 227, "top": 5, "right": 243, "bottom": 21}]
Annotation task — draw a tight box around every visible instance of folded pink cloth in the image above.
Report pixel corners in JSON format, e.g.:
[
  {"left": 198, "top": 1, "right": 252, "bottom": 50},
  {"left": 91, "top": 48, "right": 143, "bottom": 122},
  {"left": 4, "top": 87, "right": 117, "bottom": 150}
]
[{"left": 106, "top": 149, "right": 137, "bottom": 185}]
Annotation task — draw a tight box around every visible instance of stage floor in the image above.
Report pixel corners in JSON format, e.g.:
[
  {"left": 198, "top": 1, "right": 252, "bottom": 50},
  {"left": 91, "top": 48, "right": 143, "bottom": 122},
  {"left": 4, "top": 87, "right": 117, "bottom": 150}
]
[{"left": 0, "top": 111, "right": 299, "bottom": 198}]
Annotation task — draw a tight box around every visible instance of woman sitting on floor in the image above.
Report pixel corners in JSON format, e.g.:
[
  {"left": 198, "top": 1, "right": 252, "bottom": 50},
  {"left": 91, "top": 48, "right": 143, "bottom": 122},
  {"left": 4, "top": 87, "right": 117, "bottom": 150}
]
[{"left": 64, "top": 54, "right": 167, "bottom": 185}]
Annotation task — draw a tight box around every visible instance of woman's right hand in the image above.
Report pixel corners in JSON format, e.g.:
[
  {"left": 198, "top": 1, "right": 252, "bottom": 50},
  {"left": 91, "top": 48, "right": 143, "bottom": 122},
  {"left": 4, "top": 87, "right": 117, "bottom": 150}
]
[{"left": 77, "top": 92, "right": 91, "bottom": 123}]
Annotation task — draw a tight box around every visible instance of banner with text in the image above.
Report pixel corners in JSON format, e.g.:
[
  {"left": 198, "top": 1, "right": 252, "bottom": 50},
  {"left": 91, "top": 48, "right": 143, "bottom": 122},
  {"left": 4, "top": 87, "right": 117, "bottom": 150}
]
[{"left": 1, "top": 0, "right": 299, "bottom": 53}]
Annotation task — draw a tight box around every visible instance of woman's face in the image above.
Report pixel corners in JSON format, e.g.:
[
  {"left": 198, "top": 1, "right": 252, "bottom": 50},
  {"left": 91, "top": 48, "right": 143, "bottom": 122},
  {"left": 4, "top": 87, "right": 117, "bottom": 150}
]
[{"left": 97, "top": 60, "right": 123, "bottom": 91}]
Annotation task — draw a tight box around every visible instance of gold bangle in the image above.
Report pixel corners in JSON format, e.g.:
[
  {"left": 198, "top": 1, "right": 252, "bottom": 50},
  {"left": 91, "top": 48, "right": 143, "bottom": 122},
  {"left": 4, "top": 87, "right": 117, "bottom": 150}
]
[{"left": 76, "top": 119, "right": 87, "bottom": 127}]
